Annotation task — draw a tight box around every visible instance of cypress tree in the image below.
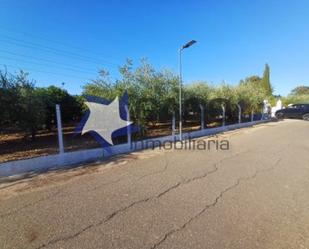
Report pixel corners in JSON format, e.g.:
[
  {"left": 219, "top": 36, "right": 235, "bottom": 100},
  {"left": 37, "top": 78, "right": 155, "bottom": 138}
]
[{"left": 262, "top": 64, "right": 272, "bottom": 95}]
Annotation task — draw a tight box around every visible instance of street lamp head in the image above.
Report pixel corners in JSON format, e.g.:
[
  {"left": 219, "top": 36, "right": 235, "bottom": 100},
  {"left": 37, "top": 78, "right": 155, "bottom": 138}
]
[{"left": 182, "top": 40, "right": 197, "bottom": 50}]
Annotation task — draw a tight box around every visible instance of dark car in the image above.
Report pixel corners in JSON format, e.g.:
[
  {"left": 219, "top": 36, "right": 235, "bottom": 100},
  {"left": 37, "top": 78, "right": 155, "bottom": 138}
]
[{"left": 276, "top": 104, "right": 309, "bottom": 121}]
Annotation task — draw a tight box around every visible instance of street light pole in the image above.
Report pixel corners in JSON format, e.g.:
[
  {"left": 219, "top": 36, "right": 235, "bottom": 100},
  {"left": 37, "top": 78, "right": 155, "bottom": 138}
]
[
  {"left": 179, "top": 48, "right": 183, "bottom": 140},
  {"left": 178, "top": 40, "right": 196, "bottom": 141}
]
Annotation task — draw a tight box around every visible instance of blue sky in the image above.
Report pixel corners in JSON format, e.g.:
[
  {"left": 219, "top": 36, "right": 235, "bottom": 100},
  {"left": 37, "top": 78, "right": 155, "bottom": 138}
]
[{"left": 0, "top": 0, "right": 308, "bottom": 96}]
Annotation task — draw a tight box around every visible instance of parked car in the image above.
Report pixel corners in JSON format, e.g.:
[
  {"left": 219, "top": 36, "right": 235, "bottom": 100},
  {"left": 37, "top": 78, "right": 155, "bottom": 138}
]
[{"left": 275, "top": 104, "right": 309, "bottom": 120}]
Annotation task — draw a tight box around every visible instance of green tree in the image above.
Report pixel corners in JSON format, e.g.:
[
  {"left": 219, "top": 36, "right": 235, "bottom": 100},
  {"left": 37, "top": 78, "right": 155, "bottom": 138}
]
[
  {"left": 82, "top": 69, "right": 115, "bottom": 99},
  {"left": 0, "top": 69, "right": 46, "bottom": 139},
  {"left": 37, "top": 86, "right": 83, "bottom": 130},
  {"left": 185, "top": 82, "right": 212, "bottom": 106},
  {"left": 212, "top": 83, "right": 238, "bottom": 105},
  {"left": 290, "top": 86, "right": 309, "bottom": 95},
  {"left": 83, "top": 59, "right": 179, "bottom": 136},
  {"left": 282, "top": 85, "right": 309, "bottom": 105},
  {"left": 261, "top": 64, "right": 273, "bottom": 95},
  {"left": 0, "top": 69, "right": 19, "bottom": 129},
  {"left": 15, "top": 71, "right": 46, "bottom": 140},
  {"left": 236, "top": 81, "right": 267, "bottom": 114},
  {"left": 241, "top": 75, "right": 262, "bottom": 86}
]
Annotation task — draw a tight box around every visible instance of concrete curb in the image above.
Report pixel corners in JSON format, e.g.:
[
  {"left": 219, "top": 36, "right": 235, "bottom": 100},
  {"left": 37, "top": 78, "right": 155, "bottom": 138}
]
[{"left": 0, "top": 120, "right": 270, "bottom": 179}]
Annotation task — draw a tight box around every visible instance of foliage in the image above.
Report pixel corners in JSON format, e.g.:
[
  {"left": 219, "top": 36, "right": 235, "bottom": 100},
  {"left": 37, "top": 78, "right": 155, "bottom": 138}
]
[
  {"left": 282, "top": 94, "right": 309, "bottom": 105},
  {"left": 0, "top": 69, "right": 83, "bottom": 139},
  {"left": 261, "top": 64, "right": 273, "bottom": 95},
  {"left": 18, "top": 81, "right": 46, "bottom": 140},
  {"left": 240, "top": 64, "right": 273, "bottom": 97},
  {"left": 282, "top": 85, "right": 309, "bottom": 105},
  {"left": 290, "top": 86, "right": 309, "bottom": 96},
  {"left": 36, "top": 86, "right": 84, "bottom": 130},
  {"left": 83, "top": 59, "right": 179, "bottom": 135},
  {"left": 0, "top": 69, "right": 45, "bottom": 139},
  {"left": 0, "top": 69, "right": 19, "bottom": 128},
  {"left": 1, "top": 61, "right": 277, "bottom": 140},
  {"left": 213, "top": 84, "right": 238, "bottom": 105},
  {"left": 83, "top": 60, "right": 272, "bottom": 132},
  {"left": 236, "top": 81, "right": 267, "bottom": 113},
  {"left": 184, "top": 82, "right": 213, "bottom": 113},
  {"left": 240, "top": 75, "right": 262, "bottom": 85}
]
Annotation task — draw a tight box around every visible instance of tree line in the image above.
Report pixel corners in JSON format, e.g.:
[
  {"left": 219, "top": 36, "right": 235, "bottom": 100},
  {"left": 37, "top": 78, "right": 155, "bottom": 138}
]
[
  {"left": 83, "top": 59, "right": 273, "bottom": 134},
  {"left": 1, "top": 60, "right": 307, "bottom": 140},
  {"left": 0, "top": 69, "right": 83, "bottom": 140},
  {"left": 282, "top": 86, "right": 309, "bottom": 106}
]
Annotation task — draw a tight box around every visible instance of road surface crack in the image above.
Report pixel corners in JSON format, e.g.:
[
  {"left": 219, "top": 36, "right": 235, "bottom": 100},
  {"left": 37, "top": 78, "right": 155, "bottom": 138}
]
[
  {"left": 135, "top": 157, "right": 169, "bottom": 182},
  {"left": 149, "top": 158, "right": 282, "bottom": 249},
  {"left": 35, "top": 152, "right": 244, "bottom": 249}
]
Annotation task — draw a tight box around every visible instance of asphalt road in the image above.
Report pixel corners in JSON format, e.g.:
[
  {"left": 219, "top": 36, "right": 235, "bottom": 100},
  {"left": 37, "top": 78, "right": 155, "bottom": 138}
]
[{"left": 1, "top": 119, "right": 309, "bottom": 249}]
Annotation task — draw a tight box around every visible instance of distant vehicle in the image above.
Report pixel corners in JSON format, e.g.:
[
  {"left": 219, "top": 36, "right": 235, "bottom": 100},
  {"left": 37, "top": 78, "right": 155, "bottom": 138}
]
[{"left": 276, "top": 104, "right": 309, "bottom": 121}]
